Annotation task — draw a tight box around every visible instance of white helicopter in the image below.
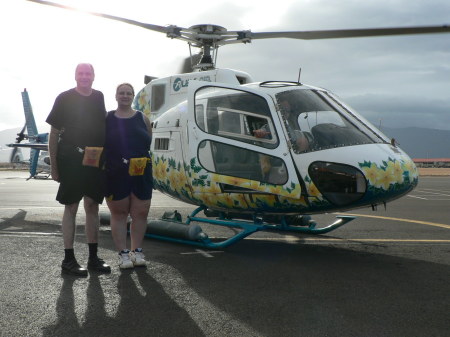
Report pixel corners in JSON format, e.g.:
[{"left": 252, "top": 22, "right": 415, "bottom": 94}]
[{"left": 28, "top": 0, "right": 449, "bottom": 248}]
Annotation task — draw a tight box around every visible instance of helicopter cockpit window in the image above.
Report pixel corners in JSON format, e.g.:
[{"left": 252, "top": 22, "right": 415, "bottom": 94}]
[
  {"left": 195, "top": 86, "right": 278, "bottom": 149},
  {"left": 198, "top": 140, "right": 288, "bottom": 185},
  {"left": 275, "top": 89, "right": 383, "bottom": 153}
]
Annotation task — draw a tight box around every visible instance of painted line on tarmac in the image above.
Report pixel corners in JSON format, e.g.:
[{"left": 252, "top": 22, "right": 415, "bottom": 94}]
[
  {"left": 0, "top": 231, "right": 61, "bottom": 237},
  {"left": 407, "top": 195, "right": 427, "bottom": 200},
  {"left": 336, "top": 213, "right": 450, "bottom": 229},
  {"left": 244, "top": 237, "right": 450, "bottom": 244},
  {"left": 0, "top": 205, "right": 194, "bottom": 210},
  {"left": 418, "top": 189, "right": 450, "bottom": 197},
  {"left": 180, "top": 249, "right": 224, "bottom": 257},
  {"left": 0, "top": 206, "right": 65, "bottom": 210}
]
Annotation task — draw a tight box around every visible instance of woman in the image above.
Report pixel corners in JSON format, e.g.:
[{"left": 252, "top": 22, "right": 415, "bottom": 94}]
[{"left": 104, "top": 83, "right": 152, "bottom": 269}]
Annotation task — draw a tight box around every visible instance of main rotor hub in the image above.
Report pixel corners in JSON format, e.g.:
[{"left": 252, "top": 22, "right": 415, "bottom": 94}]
[{"left": 188, "top": 24, "right": 227, "bottom": 35}]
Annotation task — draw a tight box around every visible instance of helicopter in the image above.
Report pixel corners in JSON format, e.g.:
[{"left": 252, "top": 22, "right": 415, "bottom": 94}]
[
  {"left": 7, "top": 89, "right": 51, "bottom": 180},
  {"left": 27, "top": 0, "right": 449, "bottom": 248}
]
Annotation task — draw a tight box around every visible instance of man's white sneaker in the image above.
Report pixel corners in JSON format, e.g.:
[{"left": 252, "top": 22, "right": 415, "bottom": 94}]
[
  {"left": 131, "top": 249, "right": 146, "bottom": 267},
  {"left": 118, "top": 250, "right": 134, "bottom": 269}
]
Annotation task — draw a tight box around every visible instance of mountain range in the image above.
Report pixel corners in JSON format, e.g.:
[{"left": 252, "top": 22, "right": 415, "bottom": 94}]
[
  {"left": 381, "top": 127, "right": 450, "bottom": 159},
  {"left": 0, "top": 126, "right": 449, "bottom": 162}
]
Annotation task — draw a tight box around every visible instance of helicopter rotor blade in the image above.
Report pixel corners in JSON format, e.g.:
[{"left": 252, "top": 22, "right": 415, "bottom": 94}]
[
  {"left": 239, "top": 25, "right": 450, "bottom": 42},
  {"left": 26, "top": 0, "right": 185, "bottom": 37},
  {"left": 15, "top": 123, "right": 27, "bottom": 143},
  {"left": 26, "top": 0, "right": 450, "bottom": 69}
]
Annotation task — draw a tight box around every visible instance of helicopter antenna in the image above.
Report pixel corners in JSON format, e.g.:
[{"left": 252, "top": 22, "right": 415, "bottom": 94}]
[{"left": 297, "top": 68, "right": 302, "bottom": 83}]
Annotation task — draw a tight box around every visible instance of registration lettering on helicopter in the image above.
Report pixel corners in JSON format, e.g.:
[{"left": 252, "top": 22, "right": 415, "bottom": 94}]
[{"left": 171, "top": 74, "right": 214, "bottom": 94}]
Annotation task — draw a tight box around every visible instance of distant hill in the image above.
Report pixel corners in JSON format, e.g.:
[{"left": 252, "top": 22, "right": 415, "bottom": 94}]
[
  {"left": 381, "top": 127, "right": 450, "bottom": 159},
  {"left": 0, "top": 127, "right": 30, "bottom": 163},
  {"left": 0, "top": 127, "right": 22, "bottom": 146}
]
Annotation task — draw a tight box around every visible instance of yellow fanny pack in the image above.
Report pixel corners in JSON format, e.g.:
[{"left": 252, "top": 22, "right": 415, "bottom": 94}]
[
  {"left": 82, "top": 147, "right": 103, "bottom": 168},
  {"left": 129, "top": 157, "right": 150, "bottom": 176}
]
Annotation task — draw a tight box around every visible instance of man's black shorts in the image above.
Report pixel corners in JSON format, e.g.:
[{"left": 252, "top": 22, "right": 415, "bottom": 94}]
[{"left": 56, "top": 154, "right": 105, "bottom": 205}]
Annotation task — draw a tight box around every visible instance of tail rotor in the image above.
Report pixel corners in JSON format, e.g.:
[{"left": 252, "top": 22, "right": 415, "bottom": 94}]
[{"left": 9, "top": 123, "right": 27, "bottom": 163}]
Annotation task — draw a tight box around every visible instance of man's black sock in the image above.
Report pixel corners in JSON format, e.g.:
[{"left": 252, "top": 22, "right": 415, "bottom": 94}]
[
  {"left": 63, "top": 248, "right": 75, "bottom": 262},
  {"left": 88, "top": 242, "right": 98, "bottom": 260}
]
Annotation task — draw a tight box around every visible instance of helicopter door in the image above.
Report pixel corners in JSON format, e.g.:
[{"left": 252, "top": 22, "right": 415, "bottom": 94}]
[{"left": 186, "top": 82, "right": 302, "bottom": 199}]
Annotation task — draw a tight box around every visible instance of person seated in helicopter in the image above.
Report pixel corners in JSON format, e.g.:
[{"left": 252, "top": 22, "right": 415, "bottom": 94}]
[
  {"left": 253, "top": 125, "right": 271, "bottom": 139},
  {"left": 253, "top": 125, "right": 310, "bottom": 151},
  {"left": 253, "top": 98, "right": 311, "bottom": 152},
  {"left": 252, "top": 125, "right": 274, "bottom": 181},
  {"left": 291, "top": 130, "right": 310, "bottom": 152},
  {"left": 279, "top": 98, "right": 314, "bottom": 152}
]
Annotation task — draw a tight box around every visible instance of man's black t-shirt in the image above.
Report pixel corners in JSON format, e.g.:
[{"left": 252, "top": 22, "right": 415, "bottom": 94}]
[{"left": 46, "top": 88, "right": 106, "bottom": 149}]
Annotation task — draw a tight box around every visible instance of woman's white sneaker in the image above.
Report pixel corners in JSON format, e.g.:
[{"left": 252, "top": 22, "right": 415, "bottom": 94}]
[
  {"left": 131, "top": 249, "right": 146, "bottom": 267},
  {"left": 118, "top": 250, "right": 134, "bottom": 269}
]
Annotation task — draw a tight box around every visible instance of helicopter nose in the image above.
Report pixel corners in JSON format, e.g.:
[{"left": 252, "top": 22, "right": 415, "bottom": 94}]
[
  {"left": 358, "top": 155, "right": 418, "bottom": 204},
  {"left": 307, "top": 151, "right": 418, "bottom": 208}
]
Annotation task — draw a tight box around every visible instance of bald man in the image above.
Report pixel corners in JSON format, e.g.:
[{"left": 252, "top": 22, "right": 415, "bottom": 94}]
[{"left": 46, "top": 63, "right": 110, "bottom": 276}]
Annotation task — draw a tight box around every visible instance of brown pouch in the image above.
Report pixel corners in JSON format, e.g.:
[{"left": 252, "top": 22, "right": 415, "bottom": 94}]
[
  {"left": 82, "top": 147, "right": 103, "bottom": 168},
  {"left": 128, "top": 157, "right": 148, "bottom": 176}
]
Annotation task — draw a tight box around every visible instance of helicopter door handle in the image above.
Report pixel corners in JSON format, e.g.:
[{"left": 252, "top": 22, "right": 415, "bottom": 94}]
[{"left": 191, "top": 126, "right": 199, "bottom": 140}]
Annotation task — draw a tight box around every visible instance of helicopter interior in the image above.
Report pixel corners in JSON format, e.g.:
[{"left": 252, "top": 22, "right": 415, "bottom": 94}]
[{"left": 275, "top": 89, "right": 384, "bottom": 152}]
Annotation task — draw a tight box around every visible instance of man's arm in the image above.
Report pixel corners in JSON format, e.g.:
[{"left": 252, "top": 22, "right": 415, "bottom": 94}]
[
  {"left": 253, "top": 124, "right": 271, "bottom": 138},
  {"left": 48, "top": 126, "right": 60, "bottom": 182}
]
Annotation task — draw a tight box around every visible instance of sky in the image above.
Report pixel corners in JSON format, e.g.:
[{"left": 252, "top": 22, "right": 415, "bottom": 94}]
[{"left": 1, "top": 0, "right": 449, "bottom": 133}]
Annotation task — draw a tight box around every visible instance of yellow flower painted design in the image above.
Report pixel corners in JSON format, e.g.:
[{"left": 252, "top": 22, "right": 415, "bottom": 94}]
[
  {"left": 153, "top": 159, "right": 168, "bottom": 181},
  {"left": 359, "top": 158, "right": 417, "bottom": 192},
  {"left": 283, "top": 184, "right": 302, "bottom": 199},
  {"left": 216, "top": 193, "right": 238, "bottom": 208},
  {"left": 402, "top": 159, "right": 418, "bottom": 179},
  {"left": 307, "top": 182, "right": 321, "bottom": 198},
  {"left": 386, "top": 160, "right": 404, "bottom": 184},
  {"left": 279, "top": 195, "right": 309, "bottom": 208},
  {"left": 136, "top": 90, "right": 151, "bottom": 116},
  {"left": 207, "top": 182, "right": 222, "bottom": 194},
  {"left": 266, "top": 184, "right": 283, "bottom": 195},
  {"left": 194, "top": 192, "right": 217, "bottom": 208},
  {"left": 375, "top": 167, "right": 394, "bottom": 190},
  {"left": 220, "top": 175, "right": 247, "bottom": 187},
  {"left": 362, "top": 163, "right": 379, "bottom": 186},
  {"left": 167, "top": 168, "right": 187, "bottom": 192},
  {"left": 252, "top": 194, "right": 278, "bottom": 207}
]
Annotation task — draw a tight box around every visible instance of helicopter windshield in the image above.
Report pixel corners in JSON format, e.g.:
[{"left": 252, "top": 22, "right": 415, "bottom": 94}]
[{"left": 275, "top": 89, "right": 384, "bottom": 153}]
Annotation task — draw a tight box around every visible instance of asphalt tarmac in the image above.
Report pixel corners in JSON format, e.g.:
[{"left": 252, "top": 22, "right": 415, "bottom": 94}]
[{"left": 0, "top": 171, "right": 449, "bottom": 337}]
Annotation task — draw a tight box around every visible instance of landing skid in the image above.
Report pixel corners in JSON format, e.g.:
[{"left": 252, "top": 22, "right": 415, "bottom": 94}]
[
  {"left": 27, "top": 173, "right": 51, "bottom": 180},
  {"left": 145, "top": 206, "right": 356, "bottom": 249}
]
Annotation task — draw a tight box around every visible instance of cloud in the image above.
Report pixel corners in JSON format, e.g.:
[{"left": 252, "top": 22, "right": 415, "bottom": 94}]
[{"left": 0, "top": 0, "right": 449, "bottom": 131}]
